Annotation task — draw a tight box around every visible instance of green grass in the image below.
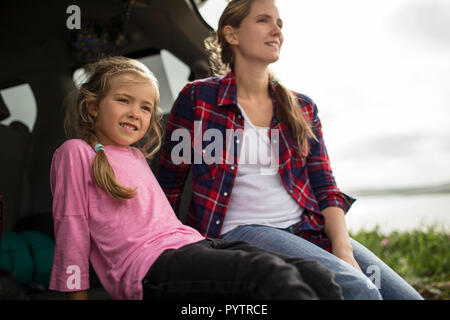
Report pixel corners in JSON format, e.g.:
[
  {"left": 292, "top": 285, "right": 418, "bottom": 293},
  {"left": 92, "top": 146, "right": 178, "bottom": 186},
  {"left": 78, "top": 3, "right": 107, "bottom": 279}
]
[{"left": 350, "top": 226, "right": 450, "bottom": 300}]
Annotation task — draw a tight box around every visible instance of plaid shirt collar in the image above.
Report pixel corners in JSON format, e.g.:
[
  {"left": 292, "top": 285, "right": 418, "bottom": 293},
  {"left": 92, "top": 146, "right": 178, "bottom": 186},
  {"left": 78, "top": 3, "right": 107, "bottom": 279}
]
[{"left": 216, "top": 72, "right": 280, "bottom": 123}]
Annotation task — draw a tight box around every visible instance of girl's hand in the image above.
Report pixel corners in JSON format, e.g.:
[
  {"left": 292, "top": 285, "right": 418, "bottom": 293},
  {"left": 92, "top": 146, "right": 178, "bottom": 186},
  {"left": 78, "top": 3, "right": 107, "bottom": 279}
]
[{"left": 66, "top": 290, "right": 88, "bottom": 300}]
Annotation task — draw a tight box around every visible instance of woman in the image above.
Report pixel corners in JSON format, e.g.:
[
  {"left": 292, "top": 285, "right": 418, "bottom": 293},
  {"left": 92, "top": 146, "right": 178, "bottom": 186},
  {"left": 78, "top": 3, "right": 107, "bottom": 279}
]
[{"left": 157, "top": 0, "right": 422, "bottom": 300}]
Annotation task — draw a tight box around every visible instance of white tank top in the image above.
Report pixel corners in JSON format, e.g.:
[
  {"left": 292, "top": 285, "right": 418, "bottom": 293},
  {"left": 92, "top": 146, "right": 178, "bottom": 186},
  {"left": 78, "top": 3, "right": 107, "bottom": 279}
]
[{"left": 221, "top": 104, "right": 304, "bottom": 235}]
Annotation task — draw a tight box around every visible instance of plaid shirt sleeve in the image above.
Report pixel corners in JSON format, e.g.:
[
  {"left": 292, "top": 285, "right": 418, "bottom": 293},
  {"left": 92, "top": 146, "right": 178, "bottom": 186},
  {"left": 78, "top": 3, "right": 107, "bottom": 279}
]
[
  {"left": 300, "top": 94, "right": 356, "bottom": 214},
  {"left": 156, "top": 83, "right": 195, "bottom": 215}
]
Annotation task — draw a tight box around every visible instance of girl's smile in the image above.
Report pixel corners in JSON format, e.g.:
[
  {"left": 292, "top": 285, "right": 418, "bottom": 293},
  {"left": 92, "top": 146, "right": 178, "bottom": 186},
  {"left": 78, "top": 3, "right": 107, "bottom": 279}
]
[
  {"left": 119, "top": 122, "right": 138, "bottom": 132},
  {"left": 90, "top": 73, "right": 156, "bottom": 148}
]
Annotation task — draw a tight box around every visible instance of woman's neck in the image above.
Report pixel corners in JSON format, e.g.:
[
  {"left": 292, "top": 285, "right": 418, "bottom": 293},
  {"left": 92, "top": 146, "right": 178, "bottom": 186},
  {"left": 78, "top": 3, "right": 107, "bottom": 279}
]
[{"left": 234, "top": 63, "right": 270, "bottom": 101}]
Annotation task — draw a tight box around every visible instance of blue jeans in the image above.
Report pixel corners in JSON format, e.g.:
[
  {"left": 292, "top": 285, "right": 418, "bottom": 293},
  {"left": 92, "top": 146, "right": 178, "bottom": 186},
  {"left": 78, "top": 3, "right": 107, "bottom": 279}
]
[{"left": 221, "top": 224, "right": 423, "bottom": 300}]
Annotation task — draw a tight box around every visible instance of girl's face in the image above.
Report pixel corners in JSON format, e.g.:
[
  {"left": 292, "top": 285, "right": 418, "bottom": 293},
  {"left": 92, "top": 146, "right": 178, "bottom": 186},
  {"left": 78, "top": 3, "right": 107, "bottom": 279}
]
[
  {"left": 90, "top": 73, "right": 156, "bottom": 148},
  {"left": 228, "top": 0, "right": 283, "bottom": 66}
]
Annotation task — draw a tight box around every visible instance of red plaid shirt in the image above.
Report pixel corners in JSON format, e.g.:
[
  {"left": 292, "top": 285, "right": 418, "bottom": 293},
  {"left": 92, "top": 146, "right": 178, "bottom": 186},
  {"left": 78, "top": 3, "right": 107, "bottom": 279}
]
[{"left": 157, "top": 72, "right": 355, "bottom": 252}]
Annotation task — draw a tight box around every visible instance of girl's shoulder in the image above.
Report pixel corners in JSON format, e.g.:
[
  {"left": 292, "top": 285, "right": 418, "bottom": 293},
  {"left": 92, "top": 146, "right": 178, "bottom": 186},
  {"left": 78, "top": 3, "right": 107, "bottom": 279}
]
[
  {"left": 57, "top": 138, "right": 91, "bottom": 152},
  {"left": 128, "top": 146, "right": 147, "bottom": 160},
  {"left": 54, "top": 139, "right": 93, "bottom": 162}
]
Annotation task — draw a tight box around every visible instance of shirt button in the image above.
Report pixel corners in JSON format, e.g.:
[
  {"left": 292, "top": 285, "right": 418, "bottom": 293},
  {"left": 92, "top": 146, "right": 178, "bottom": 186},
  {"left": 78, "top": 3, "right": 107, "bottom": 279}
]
[
  {"left": 230, "top": 165, "right": 235, "bottom": 170},
  {"left": 223, "top": 192, "right": 228, "bottom": 196},
  {"left": 236, "top": 140, "right": 240, "bottom": 144},
  {"left": 202, "top": 149, "right": 206, "bottom": 154},
  {"left": 216, "top": 220, "right": 220, "bottom": 225}
]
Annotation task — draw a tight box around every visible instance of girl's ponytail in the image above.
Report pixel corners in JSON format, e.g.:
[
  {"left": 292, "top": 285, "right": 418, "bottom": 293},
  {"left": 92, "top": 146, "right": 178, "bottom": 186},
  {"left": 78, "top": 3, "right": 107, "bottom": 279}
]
[{"left": 91, "top": 144, "right": 136, "bottom": 200}]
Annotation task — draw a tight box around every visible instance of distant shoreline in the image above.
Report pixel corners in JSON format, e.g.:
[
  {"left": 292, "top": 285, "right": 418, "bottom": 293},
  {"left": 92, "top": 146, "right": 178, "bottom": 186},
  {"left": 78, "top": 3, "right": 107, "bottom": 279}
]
[{"left": 349, "top": 182, "right": 450, "bottom": 197}]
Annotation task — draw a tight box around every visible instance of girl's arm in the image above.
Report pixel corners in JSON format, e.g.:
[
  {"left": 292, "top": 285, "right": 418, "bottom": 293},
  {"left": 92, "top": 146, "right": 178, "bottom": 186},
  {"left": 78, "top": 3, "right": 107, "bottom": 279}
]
[
  {"left": 49, "top": 141, "right": 92, "bottom": 294},
  {"left": 66, "top": 290, "right": 88, "bottom": 300}
]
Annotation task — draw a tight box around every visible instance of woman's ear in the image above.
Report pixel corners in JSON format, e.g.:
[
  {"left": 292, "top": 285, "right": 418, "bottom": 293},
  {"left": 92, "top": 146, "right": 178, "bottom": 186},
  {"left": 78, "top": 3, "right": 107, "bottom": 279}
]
[{"left": 223, "top": 25, "right": 239, "bottom": 46}]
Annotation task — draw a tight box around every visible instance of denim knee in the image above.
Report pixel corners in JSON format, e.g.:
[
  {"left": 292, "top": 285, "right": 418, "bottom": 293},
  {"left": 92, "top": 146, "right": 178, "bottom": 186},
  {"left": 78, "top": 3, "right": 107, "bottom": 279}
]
[
  {"left": 335, "top": 267, "right": 382, "bottom": 300},
  {"left": 221, "top": 225, "right": 382, "bottom": 300}
]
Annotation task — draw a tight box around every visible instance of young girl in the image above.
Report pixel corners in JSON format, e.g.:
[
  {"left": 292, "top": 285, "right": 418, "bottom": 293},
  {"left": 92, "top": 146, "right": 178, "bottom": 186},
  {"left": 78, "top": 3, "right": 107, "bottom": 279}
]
[
  {"left": 49, "top": 56, "right": 342, "bottom": 300},
  {"left": 157, "top": 0, "right": 423, "bottom": 300}
]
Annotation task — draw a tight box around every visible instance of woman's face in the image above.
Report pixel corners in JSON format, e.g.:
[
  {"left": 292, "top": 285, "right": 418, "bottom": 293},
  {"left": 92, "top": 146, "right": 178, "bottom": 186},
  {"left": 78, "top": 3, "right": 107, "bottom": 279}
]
[{"left": 228, "top": 0, "right": 283, "bottom": 66}]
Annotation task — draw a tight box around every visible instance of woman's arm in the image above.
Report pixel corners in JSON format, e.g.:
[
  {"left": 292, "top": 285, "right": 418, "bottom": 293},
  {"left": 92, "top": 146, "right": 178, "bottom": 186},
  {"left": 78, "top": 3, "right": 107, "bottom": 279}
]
[
  {"left": 157, "top": 84, "right": 195, "bottom": 215},
  {"left": 66, "top": 290, "right": 88, "bottom": 300},
  {"left": 299, "top": 98, "right": 358, "bottom": 266},
  {"left": 321, "top": 206, "right": 362, "bottom": 272},
  {"left": 304, "top": 102, "right": 355, "bottom": 215}
]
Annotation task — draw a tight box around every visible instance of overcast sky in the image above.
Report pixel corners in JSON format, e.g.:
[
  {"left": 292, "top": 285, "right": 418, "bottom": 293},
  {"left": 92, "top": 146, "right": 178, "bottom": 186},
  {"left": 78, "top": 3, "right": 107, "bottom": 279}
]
[
  {"left": 2, "top": 0, "right": 449, "bottom": 194},
  {"left": 198, "top": 0, "right": 450, "bottom": 192}
]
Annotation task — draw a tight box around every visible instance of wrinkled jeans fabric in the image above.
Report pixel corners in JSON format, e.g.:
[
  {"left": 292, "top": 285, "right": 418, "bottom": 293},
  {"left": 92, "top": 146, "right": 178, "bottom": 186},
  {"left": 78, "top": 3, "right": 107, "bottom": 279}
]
[{"left": 221, "top": 224, "right": 423, "bottom": 300}]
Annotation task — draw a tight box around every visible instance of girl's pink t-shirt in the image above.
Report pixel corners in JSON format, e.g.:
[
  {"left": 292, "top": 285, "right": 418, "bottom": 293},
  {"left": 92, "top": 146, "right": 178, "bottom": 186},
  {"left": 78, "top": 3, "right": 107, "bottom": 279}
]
[{"left": 49, "top": 139, "right": 204, "bottom": 299}]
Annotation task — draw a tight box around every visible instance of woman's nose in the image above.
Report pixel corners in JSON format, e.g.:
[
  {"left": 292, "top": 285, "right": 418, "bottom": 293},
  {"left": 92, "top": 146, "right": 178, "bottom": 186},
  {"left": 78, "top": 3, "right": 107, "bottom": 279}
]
[{"left": 271, "top": 22, "right": 283, "bottom": 37}]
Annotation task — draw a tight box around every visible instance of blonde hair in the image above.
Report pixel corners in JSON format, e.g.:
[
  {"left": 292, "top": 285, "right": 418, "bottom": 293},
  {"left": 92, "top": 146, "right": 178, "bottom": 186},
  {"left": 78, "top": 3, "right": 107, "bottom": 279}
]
[
  {"left": 64, "top": 56, "right": 163, "bottom": 200},
  {"left": 204, "top": 0, "right": 317, "bottom": 156}
]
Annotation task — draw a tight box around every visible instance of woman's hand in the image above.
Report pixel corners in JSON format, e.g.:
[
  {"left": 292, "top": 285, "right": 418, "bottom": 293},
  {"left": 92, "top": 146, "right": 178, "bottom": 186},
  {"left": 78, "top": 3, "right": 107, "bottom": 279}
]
[
  {"left": 321, "top": 206, "right": 363, "bottom": 273},
  {"left": 332, "top": 242, "right": 363, "bottom": 273}
]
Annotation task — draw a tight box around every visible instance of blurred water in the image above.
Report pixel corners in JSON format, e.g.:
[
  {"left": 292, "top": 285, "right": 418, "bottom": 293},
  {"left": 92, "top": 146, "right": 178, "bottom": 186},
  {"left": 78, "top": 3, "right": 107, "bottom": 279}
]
[{"left": 345, "top": 194, "right": 450, "bottom": 234}]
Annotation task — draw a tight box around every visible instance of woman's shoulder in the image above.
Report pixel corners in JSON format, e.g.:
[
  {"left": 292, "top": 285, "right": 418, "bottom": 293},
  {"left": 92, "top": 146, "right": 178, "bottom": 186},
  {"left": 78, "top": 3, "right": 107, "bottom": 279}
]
[
  {"left": 289, "top": 91, "right": 319, "bottom": 122},
  {"left": 181, "top": 75, "right": 225, "bottom": 93},
  {"left": 291, "top": 91, "right": 315, "bottom": 108}
]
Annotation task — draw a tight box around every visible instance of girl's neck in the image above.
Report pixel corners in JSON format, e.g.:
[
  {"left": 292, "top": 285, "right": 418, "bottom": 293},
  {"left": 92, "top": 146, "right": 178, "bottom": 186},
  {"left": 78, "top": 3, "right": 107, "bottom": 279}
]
[{"left": 234, "top": 62, "right": 270, "bottom": 101}]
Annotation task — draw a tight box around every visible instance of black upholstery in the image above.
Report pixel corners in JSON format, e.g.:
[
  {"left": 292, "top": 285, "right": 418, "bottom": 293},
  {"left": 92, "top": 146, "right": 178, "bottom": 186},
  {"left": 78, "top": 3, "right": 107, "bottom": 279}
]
[
  {"left": 0, "top": 95, "right": 10, "bottom": 121},
  {"left": 0, "top": 118, "right": 32, "bottom": 231}
]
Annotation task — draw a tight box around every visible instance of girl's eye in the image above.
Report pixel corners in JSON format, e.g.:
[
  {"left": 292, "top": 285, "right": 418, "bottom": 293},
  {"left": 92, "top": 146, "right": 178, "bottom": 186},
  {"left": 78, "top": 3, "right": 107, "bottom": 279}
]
[
  {"left": 141, "top": 106, "right": 152, "bottom": 112},
  {"left": 118, "top": 98, "right": 129, "bottom": 104}
]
